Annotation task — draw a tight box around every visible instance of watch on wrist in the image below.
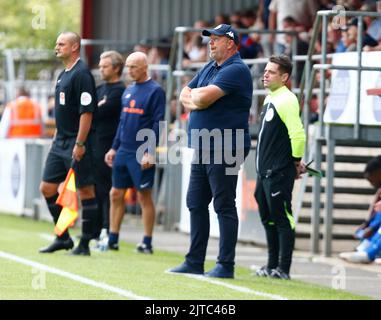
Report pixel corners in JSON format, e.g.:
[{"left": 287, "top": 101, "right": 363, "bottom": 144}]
[{"left": 76, "top": 141, "right": 85, "bottom": 147}]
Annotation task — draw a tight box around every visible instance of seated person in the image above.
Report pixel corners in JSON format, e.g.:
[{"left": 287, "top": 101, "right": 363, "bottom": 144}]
[{"left": 339, "top": 156, "right": 381, "bottom": 263}]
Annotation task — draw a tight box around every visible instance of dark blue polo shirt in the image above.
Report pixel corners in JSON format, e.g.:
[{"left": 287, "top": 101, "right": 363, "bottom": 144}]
[{"left": 187, "top": 52, "right": 252, "bottom": 150}]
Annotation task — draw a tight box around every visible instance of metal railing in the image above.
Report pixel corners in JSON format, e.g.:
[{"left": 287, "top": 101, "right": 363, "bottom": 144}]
[{"left": 301, "top": 10, "right": 381, "bottom": 256}]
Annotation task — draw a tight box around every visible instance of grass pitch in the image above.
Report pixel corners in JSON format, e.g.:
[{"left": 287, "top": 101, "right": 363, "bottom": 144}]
[{"left": 0, "top": 214, "right": 370, "bottom": 300}]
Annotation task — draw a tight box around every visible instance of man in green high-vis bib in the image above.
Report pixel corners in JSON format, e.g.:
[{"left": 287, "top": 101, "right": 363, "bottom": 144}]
[{"left": 254, "top": 55, "right": 307, "bottom": 280}]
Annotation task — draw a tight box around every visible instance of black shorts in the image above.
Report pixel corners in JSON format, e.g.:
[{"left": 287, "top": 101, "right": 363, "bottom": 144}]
[{"left": 42, "top": 136, "right": 95, "bottom": 188}]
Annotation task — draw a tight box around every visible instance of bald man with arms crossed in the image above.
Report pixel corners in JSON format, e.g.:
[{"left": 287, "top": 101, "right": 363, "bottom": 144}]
[
  {"left": 103, "top": 52, "right": 165, "bottom": 253},
  {"left": 39, "top": 31, "right": 98, "bottom": 256}
]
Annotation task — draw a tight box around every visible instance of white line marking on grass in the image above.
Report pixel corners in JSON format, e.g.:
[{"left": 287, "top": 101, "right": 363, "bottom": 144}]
[
  {"left": 292, "top": 274, "right": 381, "bottom": 281},
  {"left": 38, "top": 233, "right": 55, "bottom": 241},
  {"left": 165, "top": 270, "right": 288, "bottom": 300},
  {"left": 0, "top": 251, "right": 151, "bottom": 300}
]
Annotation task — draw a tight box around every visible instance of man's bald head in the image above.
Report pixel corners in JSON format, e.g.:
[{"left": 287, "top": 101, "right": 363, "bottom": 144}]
[
  {"left": 55, "top": 31, "right": 81, "bottom": 66},
  {"left": 125, "top": 51, "right": 149, "bottom": 83},
  {"left": 126, "top": 51, "right": 148, "bottom": 66},
  {"left": 59, "top": 31, "right": 81, "bottom": 51}
]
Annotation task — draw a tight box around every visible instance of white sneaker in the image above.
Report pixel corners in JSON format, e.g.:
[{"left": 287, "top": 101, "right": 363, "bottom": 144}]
[
  {"left": 99, "top": 228, "right": 108, "bottom": 241},
  {"left": 92, "top": 228, "right": 108, "bottom": 251},
  {"left": 356, "top": 239, "right": 371, "bottom": 252},
  {"left": 339, "top": 251, "right": 371, "bottom": 263},
  {"left": 94, "top": 234, "right": 110, "bottom": 252}
]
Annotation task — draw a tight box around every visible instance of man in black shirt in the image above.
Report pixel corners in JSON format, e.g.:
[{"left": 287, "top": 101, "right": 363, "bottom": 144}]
[
  {"left": 93, "top": 50, "right": 125, "bottom": 244},
  {"left": 39, "top": 31, "right": 98, "bottom": 256}
]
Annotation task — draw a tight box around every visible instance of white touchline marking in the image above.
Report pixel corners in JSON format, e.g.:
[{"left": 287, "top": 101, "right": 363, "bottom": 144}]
[
  {"left": 39, "top": 233, "right": 55, "bottom": 241},
  {"left": 165, "top": 270, "right": 288, "bottom": 300},
  {"left": 292, "top": 274, "right": 381, "bottom": 281},
  {"left": 0, "top": 251, "right": 151, "bottom": 300}
]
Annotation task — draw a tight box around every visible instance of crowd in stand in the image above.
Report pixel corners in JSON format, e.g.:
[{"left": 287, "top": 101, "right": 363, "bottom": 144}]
[
  {"left": 3, "top": 0, "right": 381, "bottom": 126},
  {"left": 126, "top": 0, "right": 381, "bottom": 125},
  {"left": 143, "top": 0, "right": 381, "bottom": 69}
]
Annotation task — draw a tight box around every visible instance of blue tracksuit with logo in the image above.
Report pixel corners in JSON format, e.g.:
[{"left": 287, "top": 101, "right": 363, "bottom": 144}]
[{"left": 111, "top": 79, "right": 165, "bottom": 190}]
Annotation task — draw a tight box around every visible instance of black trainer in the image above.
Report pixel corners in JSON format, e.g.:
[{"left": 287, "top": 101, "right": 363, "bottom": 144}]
[
  {"left": 70, "top": 244, "right": 90, "bottom": 256},
  {"left": 255, "top": 266, "right": 272, "bottom": 277},
  {"left": 136, "top": 243, "right": 153, "bottom": 254},
  {"left": 39, "top": 237, "right": 74, "bottom": 253},
  {"left": 108, "top": 243, "right": 119, "bottom": 251},
  {"left": 270, "top": 267, "right": 291, "bottom": 280}
]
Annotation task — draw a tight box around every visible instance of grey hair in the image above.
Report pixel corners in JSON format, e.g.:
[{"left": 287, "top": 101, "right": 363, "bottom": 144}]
[{"left": 100, "top": 50, "right": 125, "bottom": 76}]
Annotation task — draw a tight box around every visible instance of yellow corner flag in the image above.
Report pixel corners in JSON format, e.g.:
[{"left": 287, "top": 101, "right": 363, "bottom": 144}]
[{"left": 54, "top": 168, "right": 78, "bottom": 236}]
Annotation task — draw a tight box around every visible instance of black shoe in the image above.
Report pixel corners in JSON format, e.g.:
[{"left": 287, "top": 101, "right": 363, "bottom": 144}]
[
  {"left": 39, "top": 237, "right": 74, "bottom": 253},
  {"left": 136, "top": 243, "right": 153, "bottom": 254},
  {"left": 70, "top": 244, "right": 90, "bottom": 256},
  {"left": 270, "top": 267, "right": 291, "bottom": 280}
]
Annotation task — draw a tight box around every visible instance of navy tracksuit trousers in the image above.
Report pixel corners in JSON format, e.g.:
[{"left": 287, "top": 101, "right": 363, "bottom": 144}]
[{"left": 185, "top": 149, "right": 249, "bottom": 271}]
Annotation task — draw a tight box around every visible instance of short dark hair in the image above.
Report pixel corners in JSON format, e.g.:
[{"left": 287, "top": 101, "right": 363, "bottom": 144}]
[
  {"left": 283, "top": 16, "right": 297, "bottom": 25},
  {"left": 365, "top": 156, "right": 381, "bottom": 174},
  {"left": 17, "top": 87, "right": 30, "bottom": 97},
  {"left": 269, "top": 54, "right": 293, "bottom": 79}
]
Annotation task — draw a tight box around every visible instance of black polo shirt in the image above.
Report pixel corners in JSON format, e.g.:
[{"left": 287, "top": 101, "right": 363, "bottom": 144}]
[
  {"left": 96, "top": 81, "right": 125, "bottom": 141},
  {"left": 55, "top": 59, "right": 97, "bottom": 139}
]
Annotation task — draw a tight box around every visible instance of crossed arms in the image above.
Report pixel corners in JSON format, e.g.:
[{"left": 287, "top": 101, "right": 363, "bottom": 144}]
[{"left": 180, "top": 85, "right": 225, "bottom": 111}]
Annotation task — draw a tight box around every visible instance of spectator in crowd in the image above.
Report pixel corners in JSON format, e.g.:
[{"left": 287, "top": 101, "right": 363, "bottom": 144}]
[
  {"left": 283, "top": 16, "right": 309, "bottom": 86},
  {"left": 339, "top": 156, "right": 381, "bottom": 263},
  {"left": 214, "top": 13, "right": 230, "bottom": 27},
  {"left": 345, "top": 0, "right": 365, "bottom": 11},
  {"left": 103, "top": 52, "right": 165, "bottom": 254},
  {"left": 0, "top": 87, "right": 43, "bottom": 138},
  {"left": 93, "top": 50, "right": 125, "bottom": 247},
  {"left": 258, "top": 0, "right": 272, "bottom": 29},
  {"left": 318, "top": 0, "right": 337, "bottom": 10},
  {"left": 170, "top": 24, "right": 252, "bottom": 279},
  {"left": 39, "top": 31, "right": 98, "bottom": 256},
  {"left": 254, "top": 55, "right": 306, "bottom": 280},
  {"left": 146, "top": 39, "right": 171, "bottom": 82},
  {"left": 238, "top": 9, "right": 264, "bottom": 59},
  {"left": 327, "top": 22, "right": 347, "bottom": 53},
  {"left": 256, "top": 0, "right": 273, "bottom": 57},
  {"left": 44, "top": 94, "right": 56, "bottom": 138},
  {"left": 341, "top": 25, "right": 358, "bottom": 52},
  {"left": 229, "top": 11, "right": 242, "bottom": 26},
  {"left": 183, "top": 20, "right": 209, "bottom": 68},
  {"left": 240, "top": 9, "right": 257, "bottom": 30},
  {"left": 282, "top": 16, "right": 308, "bottom": 41},
  {"left": 268, "top": 0, "right": 319, "bottom": 54},
  {"left": 133, "top": 38, "right": 152, "bottom": 55},
  {"left": 309, "top": 94, "right": 319, "bottom": 124},
  {"left": 361, "top": 2, "right": 381, "bottom": 51}
]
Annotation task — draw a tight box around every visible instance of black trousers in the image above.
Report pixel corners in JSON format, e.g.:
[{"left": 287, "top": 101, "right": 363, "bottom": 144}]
[
  {"left": 254, "top": 168, "right": 296, "bottom": 274},
  {"left": 93, "top": 137, "right": 113, "bottom": 237}
]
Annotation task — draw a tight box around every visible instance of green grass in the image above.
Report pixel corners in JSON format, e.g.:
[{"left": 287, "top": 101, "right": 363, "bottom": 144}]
[{"left": 0, "top": 214, "right": 371, "bottom": 300}]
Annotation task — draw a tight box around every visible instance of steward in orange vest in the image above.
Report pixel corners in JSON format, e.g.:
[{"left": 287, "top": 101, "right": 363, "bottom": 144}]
[{"left": 7, "top": 95, "right": 43, "bottom": 138}]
